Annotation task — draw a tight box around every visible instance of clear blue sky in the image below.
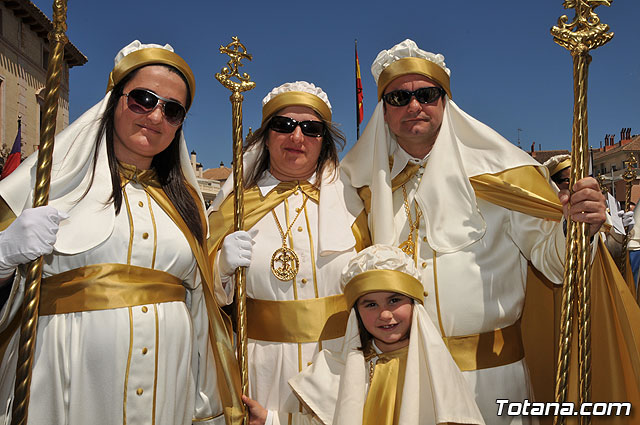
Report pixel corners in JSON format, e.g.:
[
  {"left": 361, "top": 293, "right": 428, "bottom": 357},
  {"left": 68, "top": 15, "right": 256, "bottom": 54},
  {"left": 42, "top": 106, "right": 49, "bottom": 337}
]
[{"left": 32, "top": 0, "right": 640, "bottom": 169}]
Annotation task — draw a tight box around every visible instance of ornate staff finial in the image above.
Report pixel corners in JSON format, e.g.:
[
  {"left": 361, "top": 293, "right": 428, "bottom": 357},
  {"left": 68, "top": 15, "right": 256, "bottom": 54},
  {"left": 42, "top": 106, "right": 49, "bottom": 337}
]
[
  {"left": 551, "top": 0, "right": 614, "bottom": 54},
  {"left": 215, "top": 36, "right": 256, "bottom": 93}
]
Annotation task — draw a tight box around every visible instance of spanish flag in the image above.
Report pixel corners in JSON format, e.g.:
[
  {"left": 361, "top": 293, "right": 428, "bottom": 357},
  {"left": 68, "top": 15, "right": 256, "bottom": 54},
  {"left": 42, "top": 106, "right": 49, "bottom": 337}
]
[
  {"left": 1, "top": 119, "right": 22, "bottom": 180},
  {"left": 355, "top": 41, "right": 364, "bottom": 135}
]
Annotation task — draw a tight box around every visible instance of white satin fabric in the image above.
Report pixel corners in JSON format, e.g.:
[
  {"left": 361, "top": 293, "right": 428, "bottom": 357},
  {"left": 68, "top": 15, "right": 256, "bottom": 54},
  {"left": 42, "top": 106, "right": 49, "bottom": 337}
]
[{"left": 0, "top": 182, "right": 223, "bottom": 425}]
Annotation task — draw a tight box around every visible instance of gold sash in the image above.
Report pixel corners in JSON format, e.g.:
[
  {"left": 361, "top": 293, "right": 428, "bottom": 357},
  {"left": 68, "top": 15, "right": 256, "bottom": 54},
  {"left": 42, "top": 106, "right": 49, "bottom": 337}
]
[
  {"left": 246, "top": 294, "right": 348, "bottom": 343},
  {"left": 38, "top": 264, "right": 185, "bottom": 316},
  {"left": 362, "top": 345, "right": 408, "bottom": 425},
  {"left": 443, "top": 320, "right": 524, "bottom": 371}
]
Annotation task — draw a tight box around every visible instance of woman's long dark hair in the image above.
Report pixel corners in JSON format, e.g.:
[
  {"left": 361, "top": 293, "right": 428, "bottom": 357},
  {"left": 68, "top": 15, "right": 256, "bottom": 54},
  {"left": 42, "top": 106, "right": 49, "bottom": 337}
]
[
  {"left": 86, "top": 65, "right": 204, "bottom": 244},
  {"left": 243, "top": 109, "right": 346, "bottom": 189}
]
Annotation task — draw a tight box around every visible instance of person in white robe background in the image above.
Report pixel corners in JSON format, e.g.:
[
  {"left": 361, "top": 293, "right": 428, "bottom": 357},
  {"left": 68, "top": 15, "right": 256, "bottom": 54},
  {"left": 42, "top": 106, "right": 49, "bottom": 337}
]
[{"left": 0, "top": 41, "right": 241, "bottom": 425}]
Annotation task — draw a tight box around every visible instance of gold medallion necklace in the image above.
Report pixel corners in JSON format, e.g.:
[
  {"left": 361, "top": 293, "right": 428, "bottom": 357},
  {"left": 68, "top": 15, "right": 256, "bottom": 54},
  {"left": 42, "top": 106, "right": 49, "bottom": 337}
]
[
  {"left": 270, "top": 192, "right": 309, "bottom": 281},
  {"left": 398, "top": 184, "right": 422, "bottom": 262}
]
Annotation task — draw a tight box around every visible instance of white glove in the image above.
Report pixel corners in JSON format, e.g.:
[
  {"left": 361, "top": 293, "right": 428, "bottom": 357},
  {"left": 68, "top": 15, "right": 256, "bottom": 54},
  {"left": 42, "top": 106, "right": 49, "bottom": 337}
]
[
  {"left": 619, "top": 210, "right": 635, "bottom": 228},
  {"left": 0, "top": 206, "right": 68, "bottom": 278},
  {"left": 218, "top": 229, "right": 257, "bottom": 278}
]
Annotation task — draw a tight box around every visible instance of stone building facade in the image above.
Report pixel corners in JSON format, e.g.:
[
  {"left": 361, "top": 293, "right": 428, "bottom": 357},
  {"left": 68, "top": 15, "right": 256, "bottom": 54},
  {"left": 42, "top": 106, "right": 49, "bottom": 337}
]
[{"left": 0, "top": 0, "right": 85, "bottom": 159}]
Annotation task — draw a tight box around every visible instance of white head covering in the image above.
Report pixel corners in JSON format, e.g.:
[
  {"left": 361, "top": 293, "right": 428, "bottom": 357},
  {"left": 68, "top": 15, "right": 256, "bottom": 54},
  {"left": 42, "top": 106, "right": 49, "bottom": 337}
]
[
  {"left": 543, "top": 154, "right": 571, "bottom": 178},
  {"left": 261, "top": 80, "right": 332, "bottom": 122},
  {"left": 341, "top": 39, "right": 545, "bottom": 253},
  {"left": 0, "top": 40, "right": 203, "bottom": 254},
  {"left": 210, "top": 81, "right": 362, "bottom": 256},
  {"left": 289, "top": 245, "right": 485, "bottom": 425}
]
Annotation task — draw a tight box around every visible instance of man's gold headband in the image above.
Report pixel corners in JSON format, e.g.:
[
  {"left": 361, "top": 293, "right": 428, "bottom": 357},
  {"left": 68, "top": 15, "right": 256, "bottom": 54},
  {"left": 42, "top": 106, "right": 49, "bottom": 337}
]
[{"left": 377, "top": 57, "right": 452, "bottom": 100}]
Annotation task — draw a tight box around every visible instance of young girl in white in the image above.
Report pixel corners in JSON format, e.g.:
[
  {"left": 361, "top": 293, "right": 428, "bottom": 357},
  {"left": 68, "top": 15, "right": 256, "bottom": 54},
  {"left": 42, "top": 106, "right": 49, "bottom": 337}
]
[{"left": 244, "top": 245, "right": 485, "bottom": 425}]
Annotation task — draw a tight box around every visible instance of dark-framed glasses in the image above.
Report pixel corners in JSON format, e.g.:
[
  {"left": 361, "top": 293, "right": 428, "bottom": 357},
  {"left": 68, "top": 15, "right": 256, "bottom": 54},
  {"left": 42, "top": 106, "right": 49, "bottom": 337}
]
[
  {"left": 123, "top": 88, "right": 187, "bottom": 127},
  {"left": 269, "top": 116, "right": 325, "bottom": 138},
  {"left": 382, "top": 87, "right": 445, "bottom": 107}
]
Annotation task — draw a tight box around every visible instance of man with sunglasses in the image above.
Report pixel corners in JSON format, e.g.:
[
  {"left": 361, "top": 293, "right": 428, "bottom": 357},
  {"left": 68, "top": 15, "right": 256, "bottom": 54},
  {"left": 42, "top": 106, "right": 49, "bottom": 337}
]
[{"left": 341, "top": 39, "right": 608, "bottom": 424}]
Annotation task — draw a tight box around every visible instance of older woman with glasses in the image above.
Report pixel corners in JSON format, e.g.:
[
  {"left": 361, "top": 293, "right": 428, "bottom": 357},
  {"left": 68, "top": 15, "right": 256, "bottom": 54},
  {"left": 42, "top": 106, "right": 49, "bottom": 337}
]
[
  {"left": 208, "top": 81, "right": 370, "bottom": 425},
  {"left": 0, "top": 41, "right": 240, "bottom": 425}
]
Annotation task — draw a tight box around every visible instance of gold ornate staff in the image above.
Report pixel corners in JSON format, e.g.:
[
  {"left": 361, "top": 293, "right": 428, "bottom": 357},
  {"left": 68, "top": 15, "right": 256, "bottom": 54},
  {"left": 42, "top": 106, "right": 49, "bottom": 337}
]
[
  {"left": 11, "top": 1, "right": 67, "bottom": 424},
  {"left": 619, "top": 153, "right": 637, "bottom": 277},
  {"left": 215, "top": 36, "right": 255, "bottom": 424},
  {"left": 551, "top": 2, "right": 613, "bottom": 424}
]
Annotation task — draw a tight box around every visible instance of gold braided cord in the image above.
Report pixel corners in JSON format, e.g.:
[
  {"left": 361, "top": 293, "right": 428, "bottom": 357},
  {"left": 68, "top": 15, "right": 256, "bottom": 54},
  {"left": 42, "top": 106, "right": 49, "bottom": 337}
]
[
  {"left": 216, "top": 36, "right": 255, "bottom": 425},
  {"left": 551, "top": 2, "right": 613, "bottom": 424},
  {"left": 11, "top": 1, "right": 67, "bottom": 424}
]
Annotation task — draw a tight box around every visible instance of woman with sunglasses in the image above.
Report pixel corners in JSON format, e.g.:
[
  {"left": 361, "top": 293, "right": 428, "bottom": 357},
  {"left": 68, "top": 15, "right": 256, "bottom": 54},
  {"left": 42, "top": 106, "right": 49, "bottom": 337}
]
[
  {"left": 208, "top": 81, "right": 370, "bottom": 425},
  {"left": 0, "top": 41, "right": 241, "bottom": 425}
]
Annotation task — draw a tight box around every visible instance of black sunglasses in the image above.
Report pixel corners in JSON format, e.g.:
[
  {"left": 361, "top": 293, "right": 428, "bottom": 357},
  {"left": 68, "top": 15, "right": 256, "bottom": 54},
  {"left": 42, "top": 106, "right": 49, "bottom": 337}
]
[
  {"left": 123, "top": 88, "right": 187, "bottom": 127},
  {"left": 382, "top": 87, "right": 445, "bottom": 107},
  {"left": 269, "top": 116, "right": 325, "bottom": 138}
]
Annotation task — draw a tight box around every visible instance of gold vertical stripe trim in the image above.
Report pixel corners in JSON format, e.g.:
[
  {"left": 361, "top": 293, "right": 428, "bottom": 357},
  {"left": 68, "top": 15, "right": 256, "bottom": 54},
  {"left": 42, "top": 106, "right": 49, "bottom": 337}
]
[
  {"left": 152, "top": 304, "right": 159, "bottom": 425},
  {"left": 284, "top": 198, "right": 299, "bottom": 300},
  {"left": 303, "top": 199, "right": 319, "bottom": 299},
  {"left": 288, "top": 413, "right": 292, "bottom": 425},
  {"left": 432, "top": 249, "right": 446, "bottom": 338},
  {"left": 123, "top": 187, "right": 134, "bottom": 265},
  {"left": 145, "top": 191, "right": 158, "bottom": 269},
  {"left": 123, "top": 306, "right": 134, "bottom": 425}
]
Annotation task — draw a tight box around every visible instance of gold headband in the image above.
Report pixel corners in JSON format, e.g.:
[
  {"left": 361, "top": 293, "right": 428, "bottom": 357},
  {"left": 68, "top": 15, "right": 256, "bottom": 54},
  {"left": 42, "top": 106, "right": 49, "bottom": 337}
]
[
  {"left": 106, "top": 48, "right": 196, "bottom": 109},
  {"left": 549, "top": 158, "right": 571, "bottom": 177},
  {"left": 262, "top": 91, "right": 332, "bottom": 124},
  {"left": 377, "top": 57, "right": 452, "bottom": 100},
  {"left": 344, "top": 269, "right": 425, "bottom": 309}
]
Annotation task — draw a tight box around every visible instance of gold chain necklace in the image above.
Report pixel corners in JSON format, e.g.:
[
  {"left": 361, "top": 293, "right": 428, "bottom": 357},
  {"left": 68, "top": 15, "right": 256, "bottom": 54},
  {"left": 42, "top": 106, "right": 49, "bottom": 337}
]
[
  {"left": 270, "top": 192, "right": 309, "bottom": 281},
  {"left": 398, "top": 184, "right": 422, "bottom": 262}
]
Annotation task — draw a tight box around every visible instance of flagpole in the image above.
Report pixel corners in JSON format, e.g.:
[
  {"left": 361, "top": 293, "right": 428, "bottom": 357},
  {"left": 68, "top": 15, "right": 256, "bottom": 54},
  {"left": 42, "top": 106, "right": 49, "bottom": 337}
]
[
  {"left": 551, "top": 2, "right": 613, "bottom": 424},
  {"left": 355, "top": 39, "right": 360, "bottom": 139},
  {"left": 11, "top": 1, "right": 67, "bottom": 424}
]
